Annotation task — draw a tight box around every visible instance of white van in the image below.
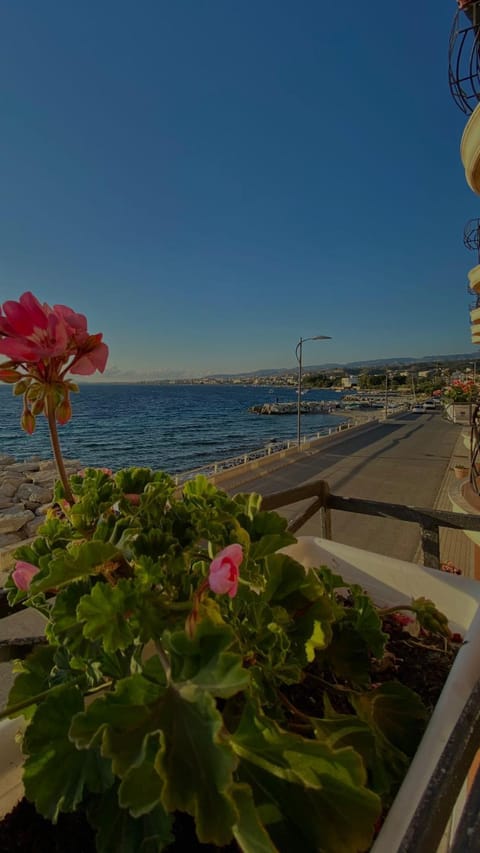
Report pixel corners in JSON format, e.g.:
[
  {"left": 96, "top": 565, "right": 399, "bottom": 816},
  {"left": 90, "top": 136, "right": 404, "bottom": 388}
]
[{"left": 422, "top": 400, "right": 436, "bottom": 410}]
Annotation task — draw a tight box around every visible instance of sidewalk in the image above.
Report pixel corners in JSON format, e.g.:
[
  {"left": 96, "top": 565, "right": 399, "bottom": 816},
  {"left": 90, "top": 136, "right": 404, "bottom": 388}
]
[{"left": 415, "top": 428, "right": 475, "bottom": 578}]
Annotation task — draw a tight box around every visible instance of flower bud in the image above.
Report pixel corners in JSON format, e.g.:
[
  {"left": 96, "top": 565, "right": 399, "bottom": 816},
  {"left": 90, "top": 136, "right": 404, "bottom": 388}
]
[
  {"left": 21, "top": 409, "right": 36, "bottom": 434},
  {"left": 208, "top": 544, "right": 242, "bottom": 598},
  {"left": 31, "top": 398, "right": 46, "bottom": 416},
  {"left": 14, "top": 379, "right": 30, "bottom": 395},
  {"left": 0, "top": 368, "right": 22, "bottom": 383},
  {"left": 56, "top": 398, "right": 72, "bottom": 425},
  {"left": 12, "top": 560, "right": 39, "bottom": 590}
]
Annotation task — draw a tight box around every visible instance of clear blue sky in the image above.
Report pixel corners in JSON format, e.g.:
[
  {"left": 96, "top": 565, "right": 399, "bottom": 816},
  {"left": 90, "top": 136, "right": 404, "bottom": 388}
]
[{"left": 0, "top": 1, "right": 476, "bottom": 378}]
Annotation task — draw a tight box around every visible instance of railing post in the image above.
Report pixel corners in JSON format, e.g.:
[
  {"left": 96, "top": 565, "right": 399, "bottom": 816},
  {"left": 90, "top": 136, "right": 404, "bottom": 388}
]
[
  {"left": 421, "top": 523, "right": 441, "bottom": 570},
  {"left": 319, "top": 481, "right": 332, "bottom": 540}
]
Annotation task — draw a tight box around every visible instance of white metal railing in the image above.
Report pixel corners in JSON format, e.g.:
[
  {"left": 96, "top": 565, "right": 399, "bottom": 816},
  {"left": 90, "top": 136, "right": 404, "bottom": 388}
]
[{"left": 172, "top": 415, "right": 380, "bottom": 486}]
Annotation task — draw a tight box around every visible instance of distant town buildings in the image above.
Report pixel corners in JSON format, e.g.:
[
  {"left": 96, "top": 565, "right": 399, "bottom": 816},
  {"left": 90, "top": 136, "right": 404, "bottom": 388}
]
[{"left": 340, "top": 375, "right": 359, "bottom": 389}]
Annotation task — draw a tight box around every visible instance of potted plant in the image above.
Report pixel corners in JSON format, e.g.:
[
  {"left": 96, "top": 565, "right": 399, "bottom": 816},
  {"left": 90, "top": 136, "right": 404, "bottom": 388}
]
[
  {"left": 443, "top": 380, "right": 478, "bottom": 424},
  {"left": 453, "top": 463, "right": 470, "bottom": 479},
  {"left": 0, "top": 292, "right": 477, "bottom": 852}
]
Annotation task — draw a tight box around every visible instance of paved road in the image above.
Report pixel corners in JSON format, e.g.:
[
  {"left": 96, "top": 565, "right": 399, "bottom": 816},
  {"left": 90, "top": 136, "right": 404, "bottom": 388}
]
[{"left": 217, "top": 412, "right": 462, "bottom": 563}]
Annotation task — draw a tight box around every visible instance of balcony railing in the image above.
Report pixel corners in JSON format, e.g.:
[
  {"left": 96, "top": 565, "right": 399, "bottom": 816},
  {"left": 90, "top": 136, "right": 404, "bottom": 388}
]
[{"left": 449, "top": 2, "right": 480, "bottom": 114}]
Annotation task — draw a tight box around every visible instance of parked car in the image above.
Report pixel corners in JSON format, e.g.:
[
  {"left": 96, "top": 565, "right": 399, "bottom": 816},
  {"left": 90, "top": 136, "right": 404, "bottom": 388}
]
[
  {"left": 411, "top": 405, "right": 425, "bottom": 413},
  {"left": 423, "top": 400, "right": 436, "bottom": 410}
]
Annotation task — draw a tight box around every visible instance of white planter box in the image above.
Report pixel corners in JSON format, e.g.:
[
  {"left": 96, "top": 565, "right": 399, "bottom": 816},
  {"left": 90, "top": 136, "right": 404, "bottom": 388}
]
[
  {"left": 2, "top": 537, "right": 480, "bottom": 851},
  {"left": 283, "top": 537, "right": 480, "bottom": 853},
  {"left": 444, "top": 403, "right": 471, "bottom": 425}
]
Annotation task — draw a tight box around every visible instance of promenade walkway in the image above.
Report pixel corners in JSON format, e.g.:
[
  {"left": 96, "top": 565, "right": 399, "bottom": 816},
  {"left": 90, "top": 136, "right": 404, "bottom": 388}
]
[{"left": 215, "top": 411, "right": 465, "bottom": 565}]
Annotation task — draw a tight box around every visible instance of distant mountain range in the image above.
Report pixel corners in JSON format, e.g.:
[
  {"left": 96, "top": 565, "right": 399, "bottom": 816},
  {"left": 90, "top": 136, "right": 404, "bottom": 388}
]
[{"left": 208, "top": 353, "right": 479, "bottom": 379}]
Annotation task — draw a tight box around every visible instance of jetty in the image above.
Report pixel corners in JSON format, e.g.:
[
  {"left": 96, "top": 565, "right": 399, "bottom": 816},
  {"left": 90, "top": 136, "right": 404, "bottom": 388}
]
[
  {"left": 250, "top": 392, "right": 418, "bottom": 416},
  {"left": 249, "top": 401, "right": 340, "bottom": 415}
]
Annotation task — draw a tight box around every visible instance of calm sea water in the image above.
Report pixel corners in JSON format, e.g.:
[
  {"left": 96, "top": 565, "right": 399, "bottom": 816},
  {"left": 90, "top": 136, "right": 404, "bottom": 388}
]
[{"left": 0, "top": 384, "right": 346, "bottom": 474}]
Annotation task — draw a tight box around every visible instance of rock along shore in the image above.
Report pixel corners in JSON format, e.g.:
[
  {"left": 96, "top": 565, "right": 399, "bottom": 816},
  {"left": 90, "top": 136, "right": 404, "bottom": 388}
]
[{"left": 0, "top": 454, "right": 82, "bottom": 550}]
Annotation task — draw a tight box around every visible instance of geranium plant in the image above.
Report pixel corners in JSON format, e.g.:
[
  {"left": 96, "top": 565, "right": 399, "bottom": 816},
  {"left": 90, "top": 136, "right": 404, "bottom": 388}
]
[{"left": 0, "top": 293, "right": 458, "bottom": 852}]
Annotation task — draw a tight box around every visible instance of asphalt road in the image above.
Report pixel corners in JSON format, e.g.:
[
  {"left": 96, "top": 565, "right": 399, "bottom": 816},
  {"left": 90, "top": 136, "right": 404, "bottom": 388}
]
[{"left": 217, "top": 411, "right": 462, "bottom": 563}]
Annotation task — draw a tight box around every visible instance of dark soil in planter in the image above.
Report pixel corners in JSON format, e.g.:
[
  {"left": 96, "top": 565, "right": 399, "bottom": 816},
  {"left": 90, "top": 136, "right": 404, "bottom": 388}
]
[
  {"left": 283, "top": 615, "right": 460, "bottom": 720},
  {"left": 0, "top": 622, "right": 462, "bottom": 852},
  {"left": 0, "top": 797, "right": 96, "bottom": 852},
  {"left": 0, "top": 801, "right": 236, "bottom": 852}
]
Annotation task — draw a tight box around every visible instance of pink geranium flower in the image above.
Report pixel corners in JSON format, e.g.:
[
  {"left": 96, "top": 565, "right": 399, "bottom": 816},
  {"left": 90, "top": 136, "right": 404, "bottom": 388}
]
[
  {"left": 0, "top": 292, "right": 108, "bottom": 376},
  {"left": 0, "top": 292, "right": 109, "bottom": 434},
  {"left": 208, "top": 544, "right": 242, "bottom": 598},
  {"left": 12, "top": 560, "right": 39, "bottom": 591}
]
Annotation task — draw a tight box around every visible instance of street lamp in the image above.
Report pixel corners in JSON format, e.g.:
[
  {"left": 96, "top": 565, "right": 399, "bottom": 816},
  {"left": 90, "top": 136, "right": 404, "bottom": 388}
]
[
  {"left": 384, "top": 370, "right": 391, "bottom": 421},
  {"left": 296, "top": 335, "right": 332, "bottom": 446}
]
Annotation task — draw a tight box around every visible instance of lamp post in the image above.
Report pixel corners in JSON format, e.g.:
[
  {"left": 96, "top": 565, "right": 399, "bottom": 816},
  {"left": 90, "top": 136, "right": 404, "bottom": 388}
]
[
  {"left": 384, "top": 371, "right": 389, "bottom": 421},
  {"left": 296, "top": 335, "right": 332, "bottom": 447}
]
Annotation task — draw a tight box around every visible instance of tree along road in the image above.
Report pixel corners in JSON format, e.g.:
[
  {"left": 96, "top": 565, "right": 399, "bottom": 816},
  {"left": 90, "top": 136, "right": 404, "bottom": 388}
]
[{"left": 217, "top": 412, "right": 462, "bottom": 563}]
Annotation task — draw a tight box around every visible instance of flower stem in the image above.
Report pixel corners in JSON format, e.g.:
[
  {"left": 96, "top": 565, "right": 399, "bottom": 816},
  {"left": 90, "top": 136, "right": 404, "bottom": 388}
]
[{"left": 46, "top": 392, "right": 74, "bottom": 504}]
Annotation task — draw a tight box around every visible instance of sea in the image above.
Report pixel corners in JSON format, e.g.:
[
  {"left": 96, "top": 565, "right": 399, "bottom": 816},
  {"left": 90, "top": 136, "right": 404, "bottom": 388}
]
[{"left": 0, "top": 384, "right": 347, "bottom": 475}]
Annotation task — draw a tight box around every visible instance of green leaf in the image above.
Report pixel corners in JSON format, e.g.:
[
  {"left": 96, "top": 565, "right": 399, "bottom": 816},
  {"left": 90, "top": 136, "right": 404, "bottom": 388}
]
[
  {"left": 318, "top": 622, "right": 371, "bottom": 685},
  {"left": 74, "top": 673, "right": 238, "bottom": 846},
  {"left": 77, "top": 579, "right": 135, "bottom": 653},
  {"left": 165, "top": 617, "right": 249, "bottom": 698},
  {"left": 154, "top": 686, "right": 238, "bottom": 845},
  {"left": 32, "top": 516, "right": 76, "bottom": 548},
  {"left": 315, "top": 566, "right": 349, "bottom": 595},
  {"left": 7, "top": 646, "right": 56, "bottom": 720},
  {"left": 312, "top": 698, "right": 405, "bottom": 797},
  {"left": 305, "top": 619, "right": 328, "bottom": 662},
  {"left": 232, "top": 490, "right": 263, "bottom": 519},
  {"left": 182, "top": 474, "right": 220, "bottom": 500},
  {"left": 30, "top": 540, "right": 119, "bottom": 592},
  {"left": 88, "top": 785, "right": 173, "bottom": 853},
  {"left": 23, "top": 685, "right": 113, "bottom": 821},
  {"left": 232, "top": 704, "right": 380, "bottom": 853},
  {"left": 352, "top": 681, "right": 427, "bottom": 758},
  {"left": 231, "top": 784, "right": 278, "bottom": 853},
  {"left": 46, "top": 581, "right": 92, "bottom": 652},
  {"left": 70, "top": 675, "right": 164, "bottom": 776},
  {"left": 263, "top": 554, "right": 318, "bottom": 603},
  {"left": 343, "top": 585, "right": 387, "bottom": 659},
  {"left": 119, "top": 736, "right": 163, "bottom": 817}
]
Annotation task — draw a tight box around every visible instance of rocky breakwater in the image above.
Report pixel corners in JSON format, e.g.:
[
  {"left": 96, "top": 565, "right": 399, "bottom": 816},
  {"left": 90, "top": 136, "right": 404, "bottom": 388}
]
[
  {"left": 249, "top": 401, "right": 340, "bottom": 415},
  {"left": 0, "top": 454, "right": 82, "bottom": 568}
]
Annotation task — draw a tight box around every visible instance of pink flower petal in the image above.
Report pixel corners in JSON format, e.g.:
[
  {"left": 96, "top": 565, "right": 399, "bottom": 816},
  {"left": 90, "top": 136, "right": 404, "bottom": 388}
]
[
  {"left": 2, "top": 293, "right": 49, "bottom": 336},
  {"left": 70, "top": 341, "right": 109, "bottom": 375}
]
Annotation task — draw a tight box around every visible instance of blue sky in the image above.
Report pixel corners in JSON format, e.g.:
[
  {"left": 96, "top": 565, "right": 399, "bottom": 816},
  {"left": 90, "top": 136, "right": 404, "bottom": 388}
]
[{"left": 0, "top": 1, "right": 476, "bottom": 378}]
